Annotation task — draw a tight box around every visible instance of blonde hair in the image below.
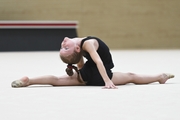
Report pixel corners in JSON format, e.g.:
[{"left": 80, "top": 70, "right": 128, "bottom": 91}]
[{"left": 60, "top": 50, "right": 82, "bottom": 64}]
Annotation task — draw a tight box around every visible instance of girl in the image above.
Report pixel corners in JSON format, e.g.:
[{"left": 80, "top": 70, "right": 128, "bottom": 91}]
[{"left": 11, "top": 36, "right": 174, "bottom": 89}]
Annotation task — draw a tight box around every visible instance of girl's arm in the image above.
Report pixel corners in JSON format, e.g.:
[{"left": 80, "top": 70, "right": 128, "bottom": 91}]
[{"left": 82, "top": 40, "right": 117, "bottom": 89}]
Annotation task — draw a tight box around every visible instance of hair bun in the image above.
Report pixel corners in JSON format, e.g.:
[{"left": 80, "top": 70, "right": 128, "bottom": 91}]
[{"left": 66, "top": 67, "right": 73, "bottom": 76}]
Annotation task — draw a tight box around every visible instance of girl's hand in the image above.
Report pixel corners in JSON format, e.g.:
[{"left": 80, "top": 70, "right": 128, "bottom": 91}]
[{"left": 103, "top": 80, "right": 118, "bottom": 89}]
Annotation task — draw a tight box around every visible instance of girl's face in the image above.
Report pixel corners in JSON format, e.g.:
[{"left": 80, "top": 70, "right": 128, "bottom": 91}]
[{"left": 59, "top": 37, "right": 76, "bottom": 57}]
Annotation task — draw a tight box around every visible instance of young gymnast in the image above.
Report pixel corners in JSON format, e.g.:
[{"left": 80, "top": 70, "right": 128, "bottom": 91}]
[{"left": 11, "top": 36, "right": 174, "bottom": 89}]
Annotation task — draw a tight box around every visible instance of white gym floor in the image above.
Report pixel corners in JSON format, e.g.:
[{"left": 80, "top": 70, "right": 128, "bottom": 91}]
[{"left": 0, "top": 50, "right": 179, "bottom": 120}]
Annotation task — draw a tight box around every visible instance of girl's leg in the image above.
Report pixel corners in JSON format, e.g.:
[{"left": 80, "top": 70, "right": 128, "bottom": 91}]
[
  {"left": 12, "top": 73, "right": 85, "bottom": 87},
  {"left": 111, "top": 72, "right": 174, "bottom": 85}
]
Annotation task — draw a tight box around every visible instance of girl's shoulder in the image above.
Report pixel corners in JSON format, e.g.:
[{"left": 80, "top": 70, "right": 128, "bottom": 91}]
[{"left": 81, "top": 37, "right": 99, "bottom": 51}]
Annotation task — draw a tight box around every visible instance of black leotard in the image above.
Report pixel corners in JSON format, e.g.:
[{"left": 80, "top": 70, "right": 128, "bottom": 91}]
[{"left": 79, "top": 36, "right": 114, "bottom": 86}]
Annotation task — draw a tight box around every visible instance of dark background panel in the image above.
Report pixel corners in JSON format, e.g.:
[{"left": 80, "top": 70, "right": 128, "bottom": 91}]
[{"left": 0, "top": 28, "right": 77, "bottom": 51}]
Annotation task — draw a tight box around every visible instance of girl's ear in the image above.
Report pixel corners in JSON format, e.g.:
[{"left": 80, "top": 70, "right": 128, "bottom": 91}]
[{"left": 75, "top": 46, "right": 81, "bottom": 53}]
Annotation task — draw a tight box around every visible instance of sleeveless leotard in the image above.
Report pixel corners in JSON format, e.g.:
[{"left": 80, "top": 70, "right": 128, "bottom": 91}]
[{"left": 79, "top": 36, "right": 114, "bottom": 86}]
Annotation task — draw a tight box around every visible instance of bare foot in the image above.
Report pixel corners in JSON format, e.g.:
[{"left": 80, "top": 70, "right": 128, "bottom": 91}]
[{"left": 159, "top": 73, "right": 175, "bottom": 84}]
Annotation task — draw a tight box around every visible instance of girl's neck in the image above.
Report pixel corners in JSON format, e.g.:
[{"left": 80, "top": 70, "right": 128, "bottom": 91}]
[{"left": 75, "top": 37, "right": 86, "bottom": 47}]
